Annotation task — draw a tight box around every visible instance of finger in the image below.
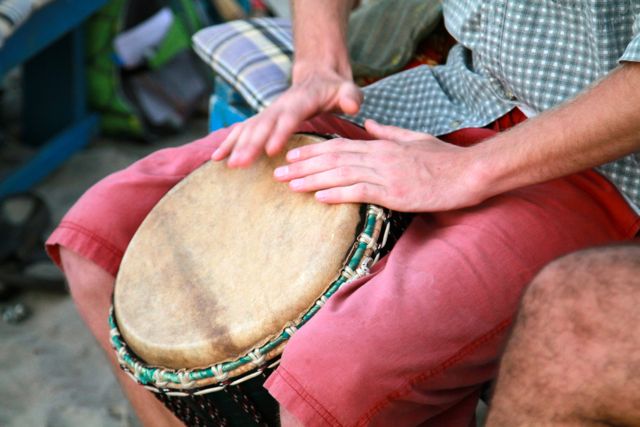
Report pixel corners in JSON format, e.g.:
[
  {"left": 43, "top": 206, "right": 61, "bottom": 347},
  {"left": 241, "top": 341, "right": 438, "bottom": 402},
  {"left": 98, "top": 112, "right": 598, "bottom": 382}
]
[
  {"left": 212, "top": 124, "right": 243, "bottom": 161},
  {"left": 263, "top": 87, "right": 331, "bottom": 156},
  {"left": 286, "top": 138, "right": 370, "bottom": 162},
  {"left": 265, "top": 114, "right": 302, "bottom": 157},
  {"left": 287, "top": 166, "right": 379, "bottom": 193},
  {"left": 274, "top": 152, "right": 368, "bottom": 181},
  {"left": 364, "top": 119, "right": 430, "bottom": 143},
  {"left": 228, "top": 115, "right": 277, "bottom": 168},
  {"left": 315, "top": 183, "right": 386, "bottom": 205},
  {"left": 337, "top": 83, "right": 363, "bottom": 115}
]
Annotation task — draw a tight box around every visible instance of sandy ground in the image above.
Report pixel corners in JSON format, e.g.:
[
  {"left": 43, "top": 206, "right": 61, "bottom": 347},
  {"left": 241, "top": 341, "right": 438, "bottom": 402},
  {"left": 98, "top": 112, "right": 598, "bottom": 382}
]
[
  {"left": 0, "top": 120, "right": 208, "bottom": 427},
  {"left": 0, "top": 292, "right": 140, "bottom": 427}
]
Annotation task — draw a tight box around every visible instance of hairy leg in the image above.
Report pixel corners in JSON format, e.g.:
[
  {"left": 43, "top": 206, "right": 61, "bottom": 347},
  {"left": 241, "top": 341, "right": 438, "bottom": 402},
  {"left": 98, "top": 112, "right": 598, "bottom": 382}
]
[
  {"left": 60, "top": 247, "right": 183, "bottom": 427},
  {"left": 487, "top": 244, "right": 640, "bottom": 427}
]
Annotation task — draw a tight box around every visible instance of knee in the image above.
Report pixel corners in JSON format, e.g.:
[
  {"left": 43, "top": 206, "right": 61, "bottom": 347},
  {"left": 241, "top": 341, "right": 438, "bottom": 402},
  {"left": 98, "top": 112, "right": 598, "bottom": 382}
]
[
  {"left": 59, "top": 246, "right": 115, "bottom": 311},
  {"left": 520, "top": 243, "right": 640, "bottom": 323}
]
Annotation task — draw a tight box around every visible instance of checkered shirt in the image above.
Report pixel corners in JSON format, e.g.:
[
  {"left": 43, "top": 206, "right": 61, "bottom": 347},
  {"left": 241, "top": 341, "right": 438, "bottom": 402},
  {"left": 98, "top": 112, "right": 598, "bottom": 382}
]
[{"left": 354, "top": 0, "right": 640, "bottom": 209}]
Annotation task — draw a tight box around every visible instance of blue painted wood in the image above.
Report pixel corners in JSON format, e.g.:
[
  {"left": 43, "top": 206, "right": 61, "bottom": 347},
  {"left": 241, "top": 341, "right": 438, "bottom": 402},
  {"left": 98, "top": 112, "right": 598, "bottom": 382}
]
[
  {"left": 0, "top": 0, "right": 106, "bottom": 196},
  {"left": 209, "top": 95, "right": 254, "bottom": 131},
  {"left": 23, "top": 27, "right": 86, "bottom": 144},
  {"left": 0, "top": 0, "right": 109, "bottom": 76},
  {"left": 208, "top": 78, "right": 254, "bottom": 131},
  {"left": 0, "top": 114, "right": 99, "bottom": 198}
]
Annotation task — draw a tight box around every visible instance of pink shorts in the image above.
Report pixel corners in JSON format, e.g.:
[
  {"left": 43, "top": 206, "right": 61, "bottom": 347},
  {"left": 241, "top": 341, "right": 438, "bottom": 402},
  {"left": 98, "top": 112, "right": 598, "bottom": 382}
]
[{"left": 47, "top": 114, "right": 640, "bottom": 426}]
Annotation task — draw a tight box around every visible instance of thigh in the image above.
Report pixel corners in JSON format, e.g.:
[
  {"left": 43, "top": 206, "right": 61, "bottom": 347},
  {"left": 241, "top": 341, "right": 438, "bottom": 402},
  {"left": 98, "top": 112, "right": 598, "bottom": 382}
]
[
  {"left": 488, "top": 243, "right": 640, "bottom": 425},
  {"left": 266, "top": 172, "right": 639, "bottom": 427}
]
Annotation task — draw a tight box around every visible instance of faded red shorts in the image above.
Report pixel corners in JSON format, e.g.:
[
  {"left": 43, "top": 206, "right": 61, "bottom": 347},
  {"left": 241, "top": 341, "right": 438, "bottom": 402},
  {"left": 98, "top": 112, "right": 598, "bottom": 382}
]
[{"left": 47, "top": 112, "right": 640, "bottom": 426}]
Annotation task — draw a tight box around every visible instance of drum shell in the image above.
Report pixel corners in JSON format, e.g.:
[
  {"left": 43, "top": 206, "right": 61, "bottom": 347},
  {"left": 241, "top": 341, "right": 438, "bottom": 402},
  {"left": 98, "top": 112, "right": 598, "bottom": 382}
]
[{"left": 153, "top": 368, "right": 279, "bottom": 427}]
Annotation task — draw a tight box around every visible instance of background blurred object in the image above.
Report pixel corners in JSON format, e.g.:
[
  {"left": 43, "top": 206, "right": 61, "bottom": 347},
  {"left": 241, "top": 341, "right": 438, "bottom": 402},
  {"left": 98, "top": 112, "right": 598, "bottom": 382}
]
[
  {"left": 213, "top": 0, "right": 249, "bottom": 21},
  {"left": 85, "top": 0, "right": 210, "bottom": 140},
  {"left": 263, "top": 0, "right": 289, "bottom": 18},
  {"left": 0, "top": 192, "right": 65, "bottom": 297},
  {"left": 0, "top": 0, "right": 108, "bottom": 199},
  {"left": 0, "top": 0, "right": 54, "bottom": 48}
]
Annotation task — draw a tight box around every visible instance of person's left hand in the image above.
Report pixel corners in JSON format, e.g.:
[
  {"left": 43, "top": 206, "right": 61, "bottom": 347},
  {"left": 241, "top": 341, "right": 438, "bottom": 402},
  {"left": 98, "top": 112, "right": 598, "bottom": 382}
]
[{"left": 273, "top": 119, "right": 485, "bottom": 212}]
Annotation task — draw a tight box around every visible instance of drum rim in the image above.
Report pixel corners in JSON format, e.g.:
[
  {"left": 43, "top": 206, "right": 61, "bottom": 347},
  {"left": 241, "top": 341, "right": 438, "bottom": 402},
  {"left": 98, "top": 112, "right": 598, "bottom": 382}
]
[{"left": 110, "top": 204, "right": 391, "bottom": 390}]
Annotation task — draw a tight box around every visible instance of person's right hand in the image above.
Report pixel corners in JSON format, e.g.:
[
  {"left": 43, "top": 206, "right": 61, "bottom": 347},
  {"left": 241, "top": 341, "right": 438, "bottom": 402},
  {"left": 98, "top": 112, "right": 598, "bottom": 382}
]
[{"left": 211, "top": 63, "right": 363, "bottom": 168}]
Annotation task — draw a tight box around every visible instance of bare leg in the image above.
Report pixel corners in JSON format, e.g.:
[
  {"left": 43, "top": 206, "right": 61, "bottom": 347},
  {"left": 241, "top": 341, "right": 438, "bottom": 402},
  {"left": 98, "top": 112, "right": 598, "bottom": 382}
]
[
  {"left": 487, "top": 244, "right": 640, "bottom": 426},
  {"left": 60, "top": 247, "right": 183, "bottom": 427}
]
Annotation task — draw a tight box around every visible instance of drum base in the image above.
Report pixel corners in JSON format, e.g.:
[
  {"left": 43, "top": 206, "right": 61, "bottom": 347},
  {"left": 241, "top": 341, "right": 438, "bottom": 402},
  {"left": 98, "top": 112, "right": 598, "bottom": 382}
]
[{"left": 152, "top": 368, "right": 279, "bottom": 427}]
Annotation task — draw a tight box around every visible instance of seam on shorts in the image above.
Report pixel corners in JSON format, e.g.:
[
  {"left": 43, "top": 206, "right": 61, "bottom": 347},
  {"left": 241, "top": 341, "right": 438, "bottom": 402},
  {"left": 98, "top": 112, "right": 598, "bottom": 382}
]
[
  {"left": 625, "top": 216, "right": 640, "bottom": 238},
  {"left": 275, "top": 366, "right": 344, "bottom": 427},
  {"left": 57, "top": 221, "right": 124, "bottom": 258},
  {"left": 356, "top": 317, "right": 513, "bottom": 426}
]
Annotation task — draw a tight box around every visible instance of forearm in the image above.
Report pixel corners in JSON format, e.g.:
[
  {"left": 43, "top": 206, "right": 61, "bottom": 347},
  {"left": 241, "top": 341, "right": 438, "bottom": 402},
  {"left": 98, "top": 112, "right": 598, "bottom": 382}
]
[
  {"left": 291, "top": 0, "right": 355, "bottom": 80},
  {"left": 469, "top": 63, "right": 640, "bottom": 200}
]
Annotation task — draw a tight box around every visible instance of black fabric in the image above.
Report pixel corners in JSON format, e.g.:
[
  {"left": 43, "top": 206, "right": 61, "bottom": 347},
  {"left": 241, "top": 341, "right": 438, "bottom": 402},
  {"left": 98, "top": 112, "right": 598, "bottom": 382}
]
[{"left": 0, "top": 193, "right": 65, "bottom": 294}]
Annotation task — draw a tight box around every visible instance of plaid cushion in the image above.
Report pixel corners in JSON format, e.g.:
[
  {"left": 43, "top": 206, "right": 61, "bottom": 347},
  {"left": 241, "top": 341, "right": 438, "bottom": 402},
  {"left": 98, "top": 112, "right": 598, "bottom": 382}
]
[{"left": 192, "top": 17, "right": 293, "bottom": 112}]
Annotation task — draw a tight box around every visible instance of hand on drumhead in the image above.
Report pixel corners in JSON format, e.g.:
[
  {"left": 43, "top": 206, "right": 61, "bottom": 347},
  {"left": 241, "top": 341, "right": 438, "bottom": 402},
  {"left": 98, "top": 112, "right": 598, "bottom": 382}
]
[
  {"left": 273, "top": 119, "right": 486, "bottom": 212},
  {"left": 211, "top": 66, "right": 362, "bottom": 168}
]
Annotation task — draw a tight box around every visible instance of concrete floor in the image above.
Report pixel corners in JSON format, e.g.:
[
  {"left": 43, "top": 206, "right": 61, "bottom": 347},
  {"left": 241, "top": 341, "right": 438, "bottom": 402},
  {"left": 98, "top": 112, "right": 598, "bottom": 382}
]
[{"left": 0, "top": 119, "right": 208, "bottom": 427}]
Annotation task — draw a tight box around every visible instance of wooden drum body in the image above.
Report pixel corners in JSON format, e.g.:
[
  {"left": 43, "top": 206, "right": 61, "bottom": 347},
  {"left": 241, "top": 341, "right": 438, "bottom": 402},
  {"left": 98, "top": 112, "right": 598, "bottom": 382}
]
[{"left": 110, "top": 134, "right": 403, "bottom": 426}]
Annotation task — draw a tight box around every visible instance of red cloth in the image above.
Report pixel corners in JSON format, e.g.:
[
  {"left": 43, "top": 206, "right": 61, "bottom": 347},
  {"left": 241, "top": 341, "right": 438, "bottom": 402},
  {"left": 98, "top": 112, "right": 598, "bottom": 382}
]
[{"left": 47, "top": 112, "right": 639, "bottom": 426}]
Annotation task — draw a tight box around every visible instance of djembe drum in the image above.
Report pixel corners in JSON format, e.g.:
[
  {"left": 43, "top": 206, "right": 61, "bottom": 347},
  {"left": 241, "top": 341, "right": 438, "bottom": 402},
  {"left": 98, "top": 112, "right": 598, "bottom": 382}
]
[{"left": 110, "top": 134, "right": 410, "bottom": 426}]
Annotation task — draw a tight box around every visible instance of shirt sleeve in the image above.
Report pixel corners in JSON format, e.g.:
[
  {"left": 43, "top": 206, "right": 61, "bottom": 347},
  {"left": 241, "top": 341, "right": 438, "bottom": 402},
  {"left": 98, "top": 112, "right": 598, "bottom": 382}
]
[{"left": 619, "top": 11, "right": 640, "bottom": 63}]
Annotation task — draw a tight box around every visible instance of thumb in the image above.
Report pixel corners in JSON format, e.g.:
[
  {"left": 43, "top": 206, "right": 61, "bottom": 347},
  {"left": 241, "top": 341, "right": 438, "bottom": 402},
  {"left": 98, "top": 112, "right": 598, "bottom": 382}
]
[
  {"left": 337, "top": 83, "right": 363, "bottom": 115},
  {"left": 364, "top": 119, "right": 428, "bottom": 142}
]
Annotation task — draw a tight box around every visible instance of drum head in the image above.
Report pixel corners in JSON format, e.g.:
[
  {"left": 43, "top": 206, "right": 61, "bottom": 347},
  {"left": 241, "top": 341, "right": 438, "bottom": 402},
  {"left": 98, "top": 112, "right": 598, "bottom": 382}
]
[{"left": 114, "top": 134, "right": 361, "bottom": 369}]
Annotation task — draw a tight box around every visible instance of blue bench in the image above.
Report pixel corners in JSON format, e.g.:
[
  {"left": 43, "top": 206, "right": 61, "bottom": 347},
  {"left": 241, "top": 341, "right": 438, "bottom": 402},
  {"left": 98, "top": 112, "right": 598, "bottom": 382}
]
[
  {"left": 0, "top": 0, "right": 108, "bottom": 198},
  {"left": 208, "top": 76, "right": 254, "bottom": 132}
]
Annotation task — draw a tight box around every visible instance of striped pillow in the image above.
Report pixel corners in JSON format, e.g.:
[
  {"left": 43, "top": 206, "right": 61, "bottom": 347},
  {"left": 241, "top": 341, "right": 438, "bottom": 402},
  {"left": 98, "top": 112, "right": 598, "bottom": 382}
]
[{"left": 192, "top": 17, "right": 293, "bottom": 112}]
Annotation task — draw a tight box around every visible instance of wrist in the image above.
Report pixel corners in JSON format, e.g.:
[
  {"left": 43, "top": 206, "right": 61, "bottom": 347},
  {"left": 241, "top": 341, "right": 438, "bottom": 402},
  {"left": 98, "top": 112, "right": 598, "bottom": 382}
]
[
  {"left": 292, "top": 57, "right": 353, "bottom": 84},
  {"left": 291, "top": 0, "right": 354, "bottom": 81},
  {"left": 461, "top": 142, "right": 504, "bottom": 205}
]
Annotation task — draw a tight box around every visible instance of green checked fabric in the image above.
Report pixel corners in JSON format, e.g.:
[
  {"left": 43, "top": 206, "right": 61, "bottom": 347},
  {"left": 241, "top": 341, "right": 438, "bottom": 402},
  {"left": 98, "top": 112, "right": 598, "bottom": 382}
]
[{"left": 353, "top": 0, "right": 640, "bottom": 209}]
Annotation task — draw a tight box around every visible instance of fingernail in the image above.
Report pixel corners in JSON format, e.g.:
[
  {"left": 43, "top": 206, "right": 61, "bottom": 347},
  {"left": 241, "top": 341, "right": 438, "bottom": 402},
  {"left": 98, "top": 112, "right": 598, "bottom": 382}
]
[
  {"left": 287, "top": 149, "right": 300, "bottom": 160},
  {"left": 228, "top": 152, "right": 239, "bottom": 165},
  {"left": 212, "top": 148, "right": 221, "bottom": 159},
  {"left": 315, "top": 190, "right": 328, "bottom": 201},
  {"left": 290, "top": 179, "right": 303, "bottom": 189},
  {"left": 274, "top": 166, "right": 288, "bottom": 178}
]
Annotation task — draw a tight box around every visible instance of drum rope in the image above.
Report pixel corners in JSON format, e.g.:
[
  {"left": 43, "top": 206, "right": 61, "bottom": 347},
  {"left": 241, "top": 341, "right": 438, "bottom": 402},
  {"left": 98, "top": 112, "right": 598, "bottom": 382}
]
[
  {"left": 212, "top": 364, "right": 229, "bottom": 382},
  {"left": 284, "top": 323, "right": 297, "bottom": 338},
  {"left": 248, "top": 349, "right": 266, "bottom": 367}
]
